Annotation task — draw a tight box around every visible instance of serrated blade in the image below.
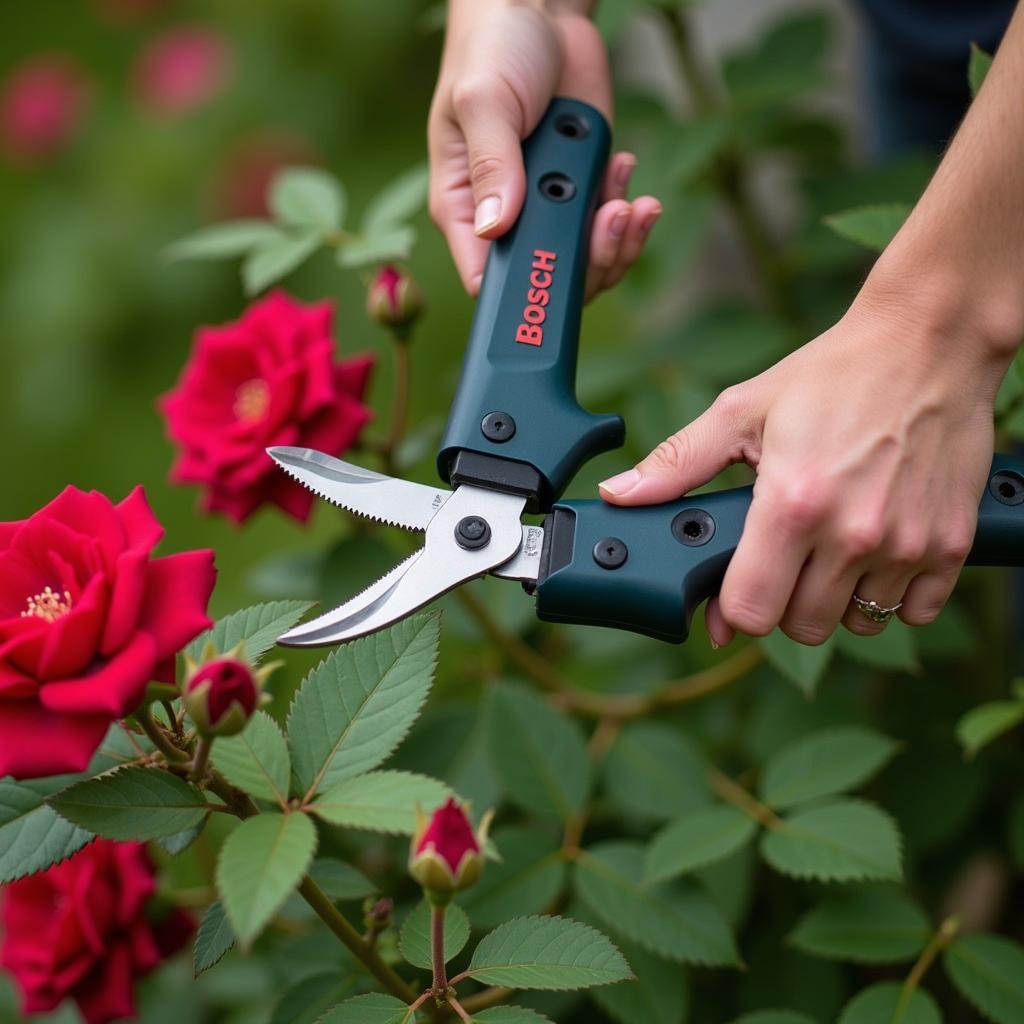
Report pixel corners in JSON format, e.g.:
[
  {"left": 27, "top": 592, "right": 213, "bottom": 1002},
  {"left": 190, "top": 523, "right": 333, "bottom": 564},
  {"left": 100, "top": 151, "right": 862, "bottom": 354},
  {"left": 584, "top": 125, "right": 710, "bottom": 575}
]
[{"left": 267, "top": 446, "right": 450, "bottom": 531}]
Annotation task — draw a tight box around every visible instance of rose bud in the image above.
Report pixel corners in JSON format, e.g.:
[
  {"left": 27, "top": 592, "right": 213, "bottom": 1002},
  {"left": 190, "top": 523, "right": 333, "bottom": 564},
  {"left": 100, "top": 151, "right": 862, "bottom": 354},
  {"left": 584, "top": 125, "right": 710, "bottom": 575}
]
[
  {"left": 182, "top": 641, "right": 276, "bottom": 737},
  {"left": 366, "top": 264, "right": 424, "bottom": 336},
  {"left": 409, "top": 798, "right": 492, "bottom": 903}
]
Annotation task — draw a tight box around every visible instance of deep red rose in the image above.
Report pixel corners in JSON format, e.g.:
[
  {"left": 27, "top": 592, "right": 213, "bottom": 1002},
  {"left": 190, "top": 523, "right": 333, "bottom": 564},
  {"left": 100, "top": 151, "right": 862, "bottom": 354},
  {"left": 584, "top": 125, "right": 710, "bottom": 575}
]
[
  {"left": 0, "top": 841, "right": 193, "bottom": 1024},
  {"left": 409, "top": 798, "right": 490, "bottom": 896},
  {"left": 415, "top": 798, "right": 480, "bottom": 874},
  {"left": 160, "top": 290, "right": 374, "bottom": 524},
  {"left": 0, "top": 55, "right": 91, "bottom": 165},
  {"left": 133, "top": 25, "right": 232, "bottom": 117},
  {"left": 0, "top": 486, "right": 215, "bottom": 779},
  {"left": 366, "top": 264, "right": 424, "bottom": 334}
]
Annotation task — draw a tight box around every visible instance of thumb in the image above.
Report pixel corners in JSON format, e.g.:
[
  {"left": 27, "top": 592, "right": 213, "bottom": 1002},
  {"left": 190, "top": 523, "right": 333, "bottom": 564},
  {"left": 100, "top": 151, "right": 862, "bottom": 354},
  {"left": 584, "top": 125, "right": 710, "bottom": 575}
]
[
  {"left": 454, "top": 86, "right": 527, "bottom": 239},
  {"left": 599, "top": 391, "right": 755, "bottom": 505}
]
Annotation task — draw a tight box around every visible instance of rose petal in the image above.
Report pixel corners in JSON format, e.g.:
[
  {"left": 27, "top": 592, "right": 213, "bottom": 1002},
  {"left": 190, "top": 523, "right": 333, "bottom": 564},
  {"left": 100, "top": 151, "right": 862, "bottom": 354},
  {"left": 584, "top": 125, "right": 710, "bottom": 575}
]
[
  {"left": 0, "top": 699, "right": 109, "bottom": 778},
  {"left": 137, "top": 550, "right": 215, "bottom": 656}
]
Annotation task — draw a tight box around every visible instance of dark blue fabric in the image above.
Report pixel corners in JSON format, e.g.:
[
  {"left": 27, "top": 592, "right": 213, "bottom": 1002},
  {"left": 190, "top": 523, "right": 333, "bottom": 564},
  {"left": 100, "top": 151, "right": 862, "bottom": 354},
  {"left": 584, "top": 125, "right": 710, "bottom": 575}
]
[{"left": 854, "top": 0, "right": 1014, "bottom": 156}]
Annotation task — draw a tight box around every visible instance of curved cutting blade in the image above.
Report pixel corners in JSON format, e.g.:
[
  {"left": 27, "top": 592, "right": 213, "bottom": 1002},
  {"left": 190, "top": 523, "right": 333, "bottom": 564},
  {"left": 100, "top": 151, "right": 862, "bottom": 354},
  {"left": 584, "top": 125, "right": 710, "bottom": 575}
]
[{"left": 267, "top": 446, "right": 450, "bottom": 531}]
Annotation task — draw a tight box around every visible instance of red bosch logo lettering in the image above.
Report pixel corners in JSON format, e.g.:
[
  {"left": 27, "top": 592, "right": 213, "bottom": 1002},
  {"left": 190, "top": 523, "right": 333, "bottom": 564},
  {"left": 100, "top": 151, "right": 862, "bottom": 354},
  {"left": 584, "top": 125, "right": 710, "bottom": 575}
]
[{"left": 515, "top": 249, "right": 556, "bottom": 346}]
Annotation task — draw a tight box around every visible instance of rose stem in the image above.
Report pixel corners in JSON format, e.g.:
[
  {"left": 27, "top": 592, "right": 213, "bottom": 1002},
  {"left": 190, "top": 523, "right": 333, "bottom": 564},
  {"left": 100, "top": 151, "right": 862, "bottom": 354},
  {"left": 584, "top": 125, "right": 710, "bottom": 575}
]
[{"left": 431, "top": 903, "right": 448, "bottom": 995}]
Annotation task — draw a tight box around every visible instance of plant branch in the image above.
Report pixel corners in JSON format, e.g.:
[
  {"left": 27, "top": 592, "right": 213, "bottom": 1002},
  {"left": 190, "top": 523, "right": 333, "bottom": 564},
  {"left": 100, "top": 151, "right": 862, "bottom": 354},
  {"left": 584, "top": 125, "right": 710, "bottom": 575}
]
[
  {"left": 895, "top": 916, "right": 959, "bottom": 1022},
  {"left": 190, "top": 736, "right": 214, "bottom": 783},
  {"left": 137, "top": 706, "right": 189, "bottom": 763},
  {"left": 446, "top": 997, "right": 473, "bottom": 1023},
  {"left": 708, "top": 765, "right": 784, "bottom": 829},
  {"left": 431, "top": 903, "right": 448, "bottom": 995}
]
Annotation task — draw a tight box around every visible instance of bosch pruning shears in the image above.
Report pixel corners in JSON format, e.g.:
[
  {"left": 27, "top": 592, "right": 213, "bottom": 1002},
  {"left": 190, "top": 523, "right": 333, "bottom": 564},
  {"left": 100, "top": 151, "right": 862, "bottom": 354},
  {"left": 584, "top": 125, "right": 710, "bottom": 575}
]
[{"left": 269, "top": 98, "right": 1024, "bottom": 648}]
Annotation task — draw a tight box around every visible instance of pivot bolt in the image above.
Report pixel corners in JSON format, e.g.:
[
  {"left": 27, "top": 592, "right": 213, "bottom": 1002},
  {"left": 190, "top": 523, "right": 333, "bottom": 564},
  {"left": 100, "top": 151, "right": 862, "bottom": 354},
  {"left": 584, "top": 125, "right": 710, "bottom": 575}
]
[
  {"left": 455, "top": 516, "right": 492, "bottom": 550},
  {"left": 990, "top": 470, "right": 1024, "bottom": 506},
  {"left": 672, "top": 509, "right": 716, "bottom": 547},
  {"left": 593, "top": 537, "right": 628, "bottom": 569},
  {"left": 481, "top": 411, "right": 516, "bottom": 443}
]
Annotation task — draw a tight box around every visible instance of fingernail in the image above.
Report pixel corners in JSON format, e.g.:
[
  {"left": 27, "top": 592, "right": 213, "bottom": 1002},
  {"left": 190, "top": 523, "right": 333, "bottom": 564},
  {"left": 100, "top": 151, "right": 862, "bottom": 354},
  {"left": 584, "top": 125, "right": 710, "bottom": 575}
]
[
  {"left": 474, "top": 196, "right": 501, "bottom": 235},
  {"left": 640, "top": 207, "right": 662, "bottom": 238},
  {"left": 615, "top": 156, "right": 636, "bottom": 189},
  {"left": 609, "top": 209, "right": 629, "bottom": 239},
  {"left": 599, "top": 468, "right": 640, "bottom": 497},
  {"left": 710, "top": 637, "right": 720, "bottom": 650}
]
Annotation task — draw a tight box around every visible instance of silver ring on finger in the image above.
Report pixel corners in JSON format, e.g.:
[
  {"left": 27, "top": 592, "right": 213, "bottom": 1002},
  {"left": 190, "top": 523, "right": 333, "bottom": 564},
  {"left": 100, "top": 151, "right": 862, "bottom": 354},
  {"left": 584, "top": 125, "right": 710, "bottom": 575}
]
[{"left": 851, "top": 594, "right": 903, "bottom": 625}]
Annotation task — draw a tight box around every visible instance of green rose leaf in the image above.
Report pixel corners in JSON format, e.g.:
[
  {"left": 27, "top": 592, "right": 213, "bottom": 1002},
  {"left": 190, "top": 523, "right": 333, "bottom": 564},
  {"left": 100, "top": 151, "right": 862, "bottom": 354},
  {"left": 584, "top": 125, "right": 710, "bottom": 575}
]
[
  {"left": 970, "top": 43, "right": 994, "bottom": 98},
  {"left": 728, "top": 1014, "right": 819, "bottom": 1024},
  {"left": 645, "top": 804, "right": 759, "bottom": 883},
  {"left": 288, "top": 613, "right": 439, "bottom": 797},
  {"left": 758, "top": 630, "right": 835, "bottom": 696},
  {"left": 49, "top": 767, "right": 208, "bottom": 841},
  {"left": 472, "top": 1011, "right": 554, "bottom": 1024},
  {"left": 212, "top": 711, "right": 291, "bottom": 804},
  {"left": 943, "top": 933, "right": 1024, "bottom": 1024},
  {"left": 398, "top": 900, "right": 471, "bottom": 969},
  {"left": 270, "top": 167, "right": 346, "bottom": 231},
  {"left": 488, "top": 683, "right": 591, "bottom": 822},
  {"left": 0, "top": 776, "right": 93, "bottom": 884},
  {"left": 216, "top": 811, "right": 318, "bottom": 948},
  {"left": 955, "top": 699, "right": 1024, "bottom": 759},
  {"left": 467, "top": 915, "right": 632, "bottom": 990},
  {"left": 243, "top": 231, "right": 322, "bottom": 296},
  {"left": 760, "top": 726, "right": 899, "bottom": 809},
  {"left": 574, "top": 841, "right": 740, "bottom": 967},
  {"left": 164, "top": 220, "right": 283, "bottom": 263},
  {"left": 193, "top": 899, "right": 235, "bottom": 977},
  {"left": 336, "top": 227, "right": 417, "bottom": 269},
  {"left": 186, "top": 600, "right": 314, "bottom": 663},
  {"left": 462, "top": 827, "right": 566, "bottom": 928},
  {"left": 308, "top": 857, "right": 377, "bottom": 901},
  {"left": 823, "top": 203, "right": 911, "bottom": 252},
  {"left": 270, "top": 973, "right": 354, "bottom": 1024},
  {"left": 788, "top": 887, "right": 930, "bottom": 963},
  {"left": 602, "top": 721, "right": 711, "bottom": 822},
  {"left": 760, "top": 799, "right": 903, "bottom": 882},
  {"left": 835, "top": 620, "right": 918, "bottom": 672},
  {"left": 318, "top": 993, "right": 414, "bottom": 1023},
  {"left": 361, "top": 164, "right": 429, "bottom": 234},
  {"left": 157, "top": 820, "right": 205, "bottom": 856},
  {"left": 838, "top": 982, "right": 941, "bottom": 1024},
  {"left": 310, "top": 770, "right": 449, "bottom": 834}
]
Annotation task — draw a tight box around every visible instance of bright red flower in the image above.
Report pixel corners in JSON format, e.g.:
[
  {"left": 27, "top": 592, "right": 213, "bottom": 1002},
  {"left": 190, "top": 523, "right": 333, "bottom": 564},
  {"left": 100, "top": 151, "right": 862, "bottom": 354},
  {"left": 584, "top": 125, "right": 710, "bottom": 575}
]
[
  {"left": 409, "top": 798, "right": 491, "bottom": 897},
  {"left": 0, "top": 841, "right": 193, "bottom": 1024},
  {"left": 160, "top": 290, "right": 374, "bottom": 524},
  {"left": 133, "top": 25, "right": 231, "bottom": 117},
  {"left": 0, "top": 55, "right": 90, "bottom": 165},
  {"left": 366, "top": 264, "right": 424, "bottom": 334},
  {"left": 0, "top": 487, "right": 215, "bottom": 779},
  {"left": 416, "top": 799, "right": 480, "bottom": 873}
]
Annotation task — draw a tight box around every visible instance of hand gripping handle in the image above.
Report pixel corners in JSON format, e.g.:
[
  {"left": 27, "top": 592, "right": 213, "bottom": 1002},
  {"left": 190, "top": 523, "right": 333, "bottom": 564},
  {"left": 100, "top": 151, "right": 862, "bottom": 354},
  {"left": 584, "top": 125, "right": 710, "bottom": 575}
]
[
  {"left": 436, "top": 98, "right": 625, "bottom": 513},
  {"left": 535, "top": 453, "right": 1024, "bottom": 643}
]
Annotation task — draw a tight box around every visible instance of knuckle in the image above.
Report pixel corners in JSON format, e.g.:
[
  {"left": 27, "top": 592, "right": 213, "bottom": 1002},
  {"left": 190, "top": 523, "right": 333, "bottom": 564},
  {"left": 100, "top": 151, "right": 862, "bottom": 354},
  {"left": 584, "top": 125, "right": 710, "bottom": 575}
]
[
  {"left": 719, "top": 592, "right": 775, "bottom": 637},
  {"left": 468, "top": 152, "right": 506, "bottom": 190},
  {"left": 888, "top": 528, "right": 929, "bottom": 568},
  {"left": 711, "top": 385, "right": 747, "bottom": 420},
  {"left": 901, "top": 603, "right": 943, "bottom": 626},
  {"left": 837, "top": 517, "right": 886, "bottom": 561},
  {"left": 451, "top": 78, "right": 498, "bottom": 117},
  {"left": 774, "top": 479, "right": 829, "bottom": 531},
  {"left": 427, "top": 191, "right": 446, "bottom": 228},
  {"left": 935, "top": 518, "right": 976, "bottom": 565},
  {"left": 781, "top": 620, "right": 833, "bottom": 646},
  {"left": 647, "top": 433, "right": 689, "bottom": 475}
]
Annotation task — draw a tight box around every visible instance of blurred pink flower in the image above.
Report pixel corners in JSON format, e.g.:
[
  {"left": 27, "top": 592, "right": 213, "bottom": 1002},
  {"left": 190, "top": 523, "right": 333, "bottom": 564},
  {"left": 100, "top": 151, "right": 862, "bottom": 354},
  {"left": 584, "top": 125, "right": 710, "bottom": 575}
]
[
  {"left": 208, "top": 131, "right": 320, "bottom": 219},
  {"left": 133, "top": 24, "right": 232, "bottom": 117},
  {"left": 0, "top": 55, "right": 90, "bottom": 165}
]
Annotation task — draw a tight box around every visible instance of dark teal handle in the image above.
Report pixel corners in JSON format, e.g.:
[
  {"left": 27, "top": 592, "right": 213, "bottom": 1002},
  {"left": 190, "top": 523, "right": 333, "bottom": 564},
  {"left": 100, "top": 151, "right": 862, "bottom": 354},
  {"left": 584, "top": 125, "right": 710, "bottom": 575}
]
[
  {"left": 536, "top": 454, "right": 1024, "bottom": 643},
  {"left": 437, "top": 98, "right": 625, "bottom": 512}
]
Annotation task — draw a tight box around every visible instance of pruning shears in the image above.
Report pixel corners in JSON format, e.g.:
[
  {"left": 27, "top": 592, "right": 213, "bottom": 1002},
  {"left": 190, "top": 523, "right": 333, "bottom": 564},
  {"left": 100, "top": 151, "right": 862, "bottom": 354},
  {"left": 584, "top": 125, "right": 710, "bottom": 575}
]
[{"left": 269, "top": 98, "right": 1024, "bottom": 648}]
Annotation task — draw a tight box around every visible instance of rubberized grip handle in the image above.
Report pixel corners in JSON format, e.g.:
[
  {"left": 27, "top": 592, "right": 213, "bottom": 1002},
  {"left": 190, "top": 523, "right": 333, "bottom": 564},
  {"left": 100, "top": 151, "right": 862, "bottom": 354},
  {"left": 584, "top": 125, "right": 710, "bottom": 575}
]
[
  {"left": 437, "top": 98, "right": 625, "bottom": 512},
  {"left": 536, "top": 453, "right": 1024, "bottom": 643}
]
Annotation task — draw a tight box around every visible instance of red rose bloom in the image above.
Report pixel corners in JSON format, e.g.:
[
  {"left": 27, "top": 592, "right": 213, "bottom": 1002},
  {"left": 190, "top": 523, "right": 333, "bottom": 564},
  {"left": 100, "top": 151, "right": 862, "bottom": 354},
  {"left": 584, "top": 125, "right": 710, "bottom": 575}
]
[
  {"left": 416, "top": 799, "right": 481, "bottom": 874},
  {"left": 160, "top": 290, "right": 374, "bottom": 524},
  {"left": 133, "top": 25, "right": 232, "bottom": 118},
  {"left": 0, "top": 486, "right": 215, "bottom": 779},
  {"left": 0, "top": 841, "right": 193, "bottom": 1024}
]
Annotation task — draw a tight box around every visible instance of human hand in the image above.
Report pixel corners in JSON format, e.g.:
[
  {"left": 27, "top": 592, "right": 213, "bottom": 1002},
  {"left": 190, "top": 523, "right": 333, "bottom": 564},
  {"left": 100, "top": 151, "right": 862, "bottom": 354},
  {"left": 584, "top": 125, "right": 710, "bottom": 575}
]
[
  {"left": 428, "top": 1, "right": 661, "bottom": 299},
  {"left": 598, "top": 282, "right": 1014, "bottom": 646}
]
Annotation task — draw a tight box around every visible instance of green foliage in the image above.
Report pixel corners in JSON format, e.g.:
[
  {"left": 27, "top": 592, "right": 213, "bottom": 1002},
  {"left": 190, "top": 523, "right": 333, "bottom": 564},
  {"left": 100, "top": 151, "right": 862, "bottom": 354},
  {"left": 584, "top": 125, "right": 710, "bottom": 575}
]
[
  {"left": 956, "top": 683, "right": 1024, "bottom": 757},
  {"left": 758, "top": 631, "right": 834, "bottom": 696},
  {"left": 318, "top": 994, "right": 413, "bottom": 1023},
  {"left": 467, "top": 916, "right": 632, "bottom": 990},
  {"left": 212, "top": 711, "right": 291, "bottom": 803},
  {"left": 759, "top": 726, "right": 898, "bottom": 809},
  {"left": 270, "top": 973, "right": 355, "bottom": 1024},
  {"left": 185, "top": 601, "right": 314, "bottom": 663},
  {"left": 787, "top": 888, "right": 930, "bottom": 963},
  {"left": 194, "top": 900, "right": 236, "bottom": 977},
  {"left": 361, "top": 165, "right": 429, "bottom": 236},
  {"left": 0, "top": 776, "right": 93, "bottom": 884},
  {"left": 587, "top": 932, "right": 689, "bottom": 1024},
  {"left": 488, "top": 683, "right": 591, "bottom": 822},
  {"left": 473, "top": 1011, "right": 554, "bottom": 1024},
  {"left": 760, "top": 800, "right": 903, "bottom": 882},
  {"left": 269, "top": 168, "right": 347, "bottom": 232},
  {"left": 49, "top": 767, "right": 208, "bottom": 841},
  {"left": 398, "top": 900, "right": 470, "bottom": 969},
  {"left": 216, "top": 812, "right": 318, "bottom": 948},
  {"left": 163, "top": 221, "right": 284, "bottom": 263},
  {"left": 729, "top": 1014, "right": 818, "bottom": 1024},
  {"left": 308, "top": 857, "right": 377, "bottom": 901},
  {"left": 287, "top": 612, "right": 439, "bottom": 796},
  {"left": 837, "top": 982, "right": 941, "bottom": 1024},
  {"left": 943, "top": 933, "right": 1024, "bottom": 1024},
  {"left": 645, "top": 804, "right": 759, "bottom": 882},
  {"left": 310, "top": 770, "right": 449, "bottom": 833},
  {"left": 823, "top": 203, "right": 910, "bottom": 252},
  {"left": 970, "top": 43, "right": 995, "bottom": 97}
]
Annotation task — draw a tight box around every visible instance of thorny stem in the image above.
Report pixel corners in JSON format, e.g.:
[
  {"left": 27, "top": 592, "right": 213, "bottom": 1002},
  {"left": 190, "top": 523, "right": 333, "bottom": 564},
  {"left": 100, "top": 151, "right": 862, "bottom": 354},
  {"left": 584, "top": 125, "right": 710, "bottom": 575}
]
[
  {"left": 431, "top": 903, "right": 448, "bottom": 996},
  {"left": 895, "top": 916, "right": 960, "bottom": 1022},
  {"left": 708, "top": 766, "right": 785, "bottom": 830},
  {"left": 189, "top": 736, "right": 214, "bottom": 783},
  {"left": 138, "top": 706, "right": 188, "bottom": 763},
  {"left": 384, "top": 336, "right": 411, "bottom": 473}
]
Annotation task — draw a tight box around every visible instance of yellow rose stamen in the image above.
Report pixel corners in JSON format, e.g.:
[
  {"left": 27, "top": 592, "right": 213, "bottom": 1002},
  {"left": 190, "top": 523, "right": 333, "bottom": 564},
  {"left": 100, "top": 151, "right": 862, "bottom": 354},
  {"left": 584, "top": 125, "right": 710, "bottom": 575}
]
[
  {"left": 22, "top": 586, "right": 73, "bottom": 623},
  {"left": 233, "top": 379, "right": 270, "bottom": 422}
]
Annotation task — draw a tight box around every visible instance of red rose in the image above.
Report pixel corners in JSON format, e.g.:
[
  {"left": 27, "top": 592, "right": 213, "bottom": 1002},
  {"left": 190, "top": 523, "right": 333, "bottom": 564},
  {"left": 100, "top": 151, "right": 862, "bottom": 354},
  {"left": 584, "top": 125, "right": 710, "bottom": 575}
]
[
  {"left": 160, "top": 290, "right": 374, "bottom": 524},
  {"left": 409, "top": 798, "right": 491, "bottom": 897},
  {"left": 133, "top": 25, "right": 232, "bottom": 118},
  {"left": 0, "top": 54, "right": 91, "bottom": 165},
  {"left": 0, "top": 486, "right": 215, "bottom": 779},
  {"left": 0, "top": 841, "right": 193, "bottom": 1024}
]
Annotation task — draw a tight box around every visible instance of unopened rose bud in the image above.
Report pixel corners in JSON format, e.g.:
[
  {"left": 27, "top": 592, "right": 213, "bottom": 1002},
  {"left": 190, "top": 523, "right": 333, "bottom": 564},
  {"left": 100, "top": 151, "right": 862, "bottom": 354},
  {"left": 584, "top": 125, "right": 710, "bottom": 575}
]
[
  {"left": 364, "top": 896, "right": 393, "bottom": 933},
  {"left": 182, "top": 642, "right": 275, "bottom": 737},
  {"left": 366, "top": 264, "right": 423, "bottom": 336},
  {"left": 409, "top": 798, "right": 491, "bottom": 904}
]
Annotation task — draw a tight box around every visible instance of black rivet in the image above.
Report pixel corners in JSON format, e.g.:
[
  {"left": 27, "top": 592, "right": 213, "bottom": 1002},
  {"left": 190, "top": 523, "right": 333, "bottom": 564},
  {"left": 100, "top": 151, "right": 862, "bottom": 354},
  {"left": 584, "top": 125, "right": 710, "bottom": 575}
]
[
  {"left": 672, "top": 508, "right": 716, "bottom": 547},
  {"left": 593, "top": 537, "right": 627, "bottom": 569},
  {"left": 539, "top": 172, "right": 576, "bottom": 203},
  {"left": 455, "top": 516, "right": 491, "bottom": 550},
  {"left": 990, "top": 470, "right": 1024, "bottom": 506},
  {"left": 481, "top": 411, "right": 516, "bottom": 443}
]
